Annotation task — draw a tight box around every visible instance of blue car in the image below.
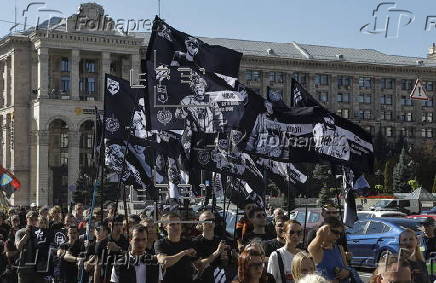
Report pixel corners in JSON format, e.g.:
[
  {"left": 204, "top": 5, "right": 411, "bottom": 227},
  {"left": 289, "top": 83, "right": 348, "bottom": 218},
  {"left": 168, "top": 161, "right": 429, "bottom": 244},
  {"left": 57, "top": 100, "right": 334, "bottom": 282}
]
[{"left": 346, "top": 217, "right": 424, "bottom": 268}]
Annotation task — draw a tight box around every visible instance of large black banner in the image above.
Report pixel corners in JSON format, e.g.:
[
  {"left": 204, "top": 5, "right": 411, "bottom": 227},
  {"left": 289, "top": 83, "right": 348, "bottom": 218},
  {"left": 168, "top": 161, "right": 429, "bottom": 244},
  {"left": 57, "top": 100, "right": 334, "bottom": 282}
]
[
  {"left": 146, "top": 16, "right": 242, "bottom": 78},
  {"left": 146, "top": 61, "right": 250, "bottom": 132},
  {"left": 239, "top": 106, "right": 374, "bottom": 173}
]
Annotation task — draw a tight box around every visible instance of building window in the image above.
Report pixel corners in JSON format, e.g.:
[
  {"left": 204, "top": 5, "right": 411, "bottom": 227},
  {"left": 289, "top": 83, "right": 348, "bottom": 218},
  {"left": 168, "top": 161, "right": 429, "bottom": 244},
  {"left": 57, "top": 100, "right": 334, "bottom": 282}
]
[
  {"left": 425, "top": 81, "right": 434, "bottom": 91},
  {"left": 246, "top": 70, "right": 261, "bottom": 82},
  {"left": 60, "top": 133, "right": 69, "bottom": 148},
  {"left": 381, "top": 78, "right": 394, "bottom": 89},
  {"left": 60, "top": 152, "right": 68, "bottom": 166},
  {"left": 293, "top": 73, "right": 307, "bottom": 85},
  {"left": 422, "top": 97, "right": 433, "bottom": 107},
  {"left": 421, "top": 128, "right": 433, "bottom": 138},
  {"left": 317, "top": 91, "right": 328, "bottom": 102},
  {"left": 363, "top": 126, "right": 374, "bottom": 135},
  {"left": 359, "top": 93, "right": 371, "bottom": 104},
  {"left": 269, "top": 72, "right": 284, "bottom": 83},
  {"left": 80, "top": 152, "right": 93, "bottom": 168},
  {"left": 381, "top": 111, "right": 392, "bottom": 120},
  {"left": 87, "top": 78, "right": 96, "bottom": 94},
  {"left": 61, "top": 77, "right": 70, "bottom": 92},
  {"left": 60, "top": 57, "right": 69, "bottom": 72},
  {"left": 380, "top": 95, "right": 392, "bottom": 105},
  {"left": 422, "top": 112, "right": 433, "bottom": 123},
  {"left": 337, "top": 93, "right": 350, "bottom": 103},
  {"left": 401, "top": 79, "right": 414, "bottom": 91},
  {"left": 85, "top": 60, "right": 96, "bottom": 73},
  {"left": 315, "top": 74, "right": 329, "bottom": 86},
  {"left": 385, "top": 127, "right": 394, "bottom": 137},
  {"left": 336, "top": 109, "right": 350, "bottom": 118},
  {"left": 364, "top": 110, "right": 371, "bottom": 120},
  {"left": 400, "top": 96, "right": 413, "bottom": 106},
  {"left": 337, "top": 76, "right": 352, "bottom": 88},
  {"left": 359, "top": 77, "right": 372, "bottom": 89},
  {"left": 400, "top": 128, "right": 413, "bottom": 137},
  {"left": 400, "top": 112, "right": 413, "bottom": 122}
]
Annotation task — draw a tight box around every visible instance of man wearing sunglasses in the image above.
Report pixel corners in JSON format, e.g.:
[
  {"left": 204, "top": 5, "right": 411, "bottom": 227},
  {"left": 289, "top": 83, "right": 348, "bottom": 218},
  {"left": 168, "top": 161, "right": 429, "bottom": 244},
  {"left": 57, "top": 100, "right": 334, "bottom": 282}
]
[
  {"left": 306, "top": 204, "right": 348, "bottom": 253},
  {"left": 192, "top": 210, "right": 228, "bottom": 283},
  {"left": 268, "top": 220, "right": 303, "bottom": 283},
  {"left": 242, "top": 207, "right": 275, "bottom": 245},
  {"left": 308, "top": 217, "right": 350, "bottom": 283},
  {"left": 110, "top": 225, "right": 162, "bottom": 283}
]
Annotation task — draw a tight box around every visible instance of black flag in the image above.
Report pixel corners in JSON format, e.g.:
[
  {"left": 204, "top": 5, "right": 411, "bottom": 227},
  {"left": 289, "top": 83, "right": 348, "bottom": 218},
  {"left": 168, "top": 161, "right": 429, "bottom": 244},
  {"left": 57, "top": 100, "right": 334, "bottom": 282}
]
[
  {"left": 146, "top": 16, "right": 242, "bottom": 78},
  {"left": 290, "top": 78, "right": 323, "bottom": 108},
  {"left": 223, "top": 176, "right": 265, "bottom": 209},
  {"left": 146, "top": 62, "right": 249, "bottom": 132},
  {"left": 239, "top": 106, "right": 374, "bottom": 173}
]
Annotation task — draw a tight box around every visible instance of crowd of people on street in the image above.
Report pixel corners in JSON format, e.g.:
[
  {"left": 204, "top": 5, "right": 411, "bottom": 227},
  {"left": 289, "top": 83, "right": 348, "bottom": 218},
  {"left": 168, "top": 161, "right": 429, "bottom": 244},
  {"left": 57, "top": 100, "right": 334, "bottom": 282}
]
[{"left": 0, "top": 201, "right": 433, "bottom": 283}]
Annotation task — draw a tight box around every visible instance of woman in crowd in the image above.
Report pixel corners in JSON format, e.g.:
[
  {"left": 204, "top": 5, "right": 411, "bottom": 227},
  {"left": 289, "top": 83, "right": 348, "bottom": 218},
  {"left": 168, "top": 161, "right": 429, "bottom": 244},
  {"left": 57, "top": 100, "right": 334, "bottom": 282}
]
[
  {"left": 291, "top": 251, "right": 316, "bottom": 281},
  {"left": 233, "top": 248, "right": 273, "bottom": 283},
  {"left": 399, "top": 228, "right": 430, "bottom": 283},
  {"left": 267, "top": 220, "right": 303, "bottom": 282}
]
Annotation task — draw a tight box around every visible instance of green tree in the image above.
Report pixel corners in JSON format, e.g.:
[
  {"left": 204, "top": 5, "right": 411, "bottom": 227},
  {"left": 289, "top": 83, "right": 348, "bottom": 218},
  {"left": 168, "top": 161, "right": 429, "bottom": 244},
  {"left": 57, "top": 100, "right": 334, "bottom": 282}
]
[
  {"left": 384, "top": 159, "right": 395, "bottom": 194},
  {"left": 313, "top": 164, "right": 335, "bottom": 189},
  {"left": 318, "top": 187, "right": 333, "bottom": 207},
  {"left": 432, "top": 174, "right": 436, "bottom": 194},
  {"left": 393, "top": 147, "right": 415, "bottom": 193}
]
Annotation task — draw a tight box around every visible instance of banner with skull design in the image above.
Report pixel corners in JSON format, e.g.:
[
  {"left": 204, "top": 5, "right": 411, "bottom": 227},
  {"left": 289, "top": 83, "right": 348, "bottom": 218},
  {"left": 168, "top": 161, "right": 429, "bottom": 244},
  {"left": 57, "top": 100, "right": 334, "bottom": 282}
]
[
  {"left": 238, "top": 106, "right": 374, "bottom": 173},
  {"left": 188, "top": 132, "right": 265, "bottom": 195},
  {"left": 104, "top": 74, "right": 147, "bottom": 140},
  {"left": 145, "top": 61, "right": 250, "bottom": 132},
  {"left": 146, "top": 16, "right": 242, "bottom": 78}
]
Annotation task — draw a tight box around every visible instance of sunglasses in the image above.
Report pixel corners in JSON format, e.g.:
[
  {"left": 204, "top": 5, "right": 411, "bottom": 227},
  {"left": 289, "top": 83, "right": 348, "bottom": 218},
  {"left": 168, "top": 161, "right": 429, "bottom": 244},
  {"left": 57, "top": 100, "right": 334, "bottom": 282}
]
[
  {"left": 203, "top": 218, "right": 215, "bottom": 222},
  {"left": 134, "top": 237, "right": 147, "bottom": 242},
  {"left": 325, "top": 211, "right": 339, "bottom": 215},
  {"left": 289, "top": 230, "right": 303, "bottom": 236},
  {"left": 255, "top": 213, "right": 266, "bottom": 219}
]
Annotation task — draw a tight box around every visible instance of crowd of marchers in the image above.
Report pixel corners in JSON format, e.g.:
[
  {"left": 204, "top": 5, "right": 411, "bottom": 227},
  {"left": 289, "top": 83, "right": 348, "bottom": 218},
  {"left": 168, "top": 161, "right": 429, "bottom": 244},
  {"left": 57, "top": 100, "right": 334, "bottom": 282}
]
[{"left": 0, "top": 202, "right": 433, "bottom": 283}]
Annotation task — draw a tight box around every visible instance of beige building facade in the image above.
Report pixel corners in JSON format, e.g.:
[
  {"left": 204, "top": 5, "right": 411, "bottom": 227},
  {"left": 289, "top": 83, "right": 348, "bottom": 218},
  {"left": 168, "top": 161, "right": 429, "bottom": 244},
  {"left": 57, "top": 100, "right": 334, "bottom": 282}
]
[{"left": 0, "top": 3, "right": 435, "bottom": 206}]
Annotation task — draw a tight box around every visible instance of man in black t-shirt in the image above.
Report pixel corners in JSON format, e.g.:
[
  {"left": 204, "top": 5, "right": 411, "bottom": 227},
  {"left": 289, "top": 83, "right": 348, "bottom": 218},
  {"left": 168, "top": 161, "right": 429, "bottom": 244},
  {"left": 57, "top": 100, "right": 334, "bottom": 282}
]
[
  {"left": 155, "top": 212, "right": 198, "bottom": 283},
  {"left": 262, "top": 215, "right": 286, "bottom": 257},
  {"left": 242, "top": 207, "right": 275, "bottom": 245},
  {"left": 192, "top": 211, "right": 228, "bottom": 283},
  {"left": 0, "top": 213, "right": 10, "bottom": 241},
  {"left": 58, "top": 226, "right": 85, "bottom": 283}
]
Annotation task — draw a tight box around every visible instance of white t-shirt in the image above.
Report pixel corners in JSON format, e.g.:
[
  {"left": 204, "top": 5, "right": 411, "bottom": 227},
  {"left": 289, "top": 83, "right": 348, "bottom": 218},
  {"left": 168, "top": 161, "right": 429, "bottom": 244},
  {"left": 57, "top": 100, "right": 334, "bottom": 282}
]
[{"left": 267, "top": 247, "right": 296, "bottom": 283}]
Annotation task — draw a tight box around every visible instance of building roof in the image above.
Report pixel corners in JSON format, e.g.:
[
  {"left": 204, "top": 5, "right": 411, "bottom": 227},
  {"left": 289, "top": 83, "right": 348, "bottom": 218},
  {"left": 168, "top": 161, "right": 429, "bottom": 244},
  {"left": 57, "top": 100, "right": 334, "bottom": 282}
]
[{"left": 133, "top": 32, "right": 436, "bottom": 68}]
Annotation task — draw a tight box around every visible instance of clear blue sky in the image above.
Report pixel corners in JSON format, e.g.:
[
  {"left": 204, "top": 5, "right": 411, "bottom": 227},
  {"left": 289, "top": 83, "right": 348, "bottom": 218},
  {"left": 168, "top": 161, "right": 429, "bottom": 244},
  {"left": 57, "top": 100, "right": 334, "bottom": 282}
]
[{"left": 1, "top": 0, "right": 436, "bottom": 58}]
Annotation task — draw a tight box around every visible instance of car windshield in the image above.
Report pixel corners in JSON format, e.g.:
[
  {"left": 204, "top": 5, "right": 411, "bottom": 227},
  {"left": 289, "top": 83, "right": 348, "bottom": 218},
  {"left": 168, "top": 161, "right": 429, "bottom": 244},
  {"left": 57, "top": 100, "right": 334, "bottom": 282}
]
[{"left": 375, "top": 200, "right": 392, "bottom": 207}]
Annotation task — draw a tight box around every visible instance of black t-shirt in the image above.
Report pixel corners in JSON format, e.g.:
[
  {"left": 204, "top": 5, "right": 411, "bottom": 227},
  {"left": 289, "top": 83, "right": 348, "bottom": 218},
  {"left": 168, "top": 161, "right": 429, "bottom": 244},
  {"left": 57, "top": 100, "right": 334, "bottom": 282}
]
[
  {"left": 154, "top": 238, "right": 197, "bottom": 283},
  {"left": 0, "top": 223, "right": 10, "bottom": 241},
  {"left": 262, "top": 238, "right": 285, "bottom": 257},
  {"left": 108, "top": 234, "right": 129, "bottom": 252},
  {"left": 242, "top": 231, "right": 275, "bottom": 245},
  {"left": 60, "top": 240, "right": 85, "bottom": 283},
  {"left": 192, "top": 235, "right": 222, "bottom": 283},
  {"left": 49, "top": 221, "right": 64, "bottom": 230},
  {"left": 423, "top": 235, "right": 436, "bottom": 260}
]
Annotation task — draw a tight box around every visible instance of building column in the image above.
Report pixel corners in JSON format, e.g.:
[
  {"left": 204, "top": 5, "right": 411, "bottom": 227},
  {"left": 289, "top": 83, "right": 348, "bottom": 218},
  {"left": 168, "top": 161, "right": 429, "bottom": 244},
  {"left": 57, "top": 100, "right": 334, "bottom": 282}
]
[
  {"left": 67, "top": 130, "right": 80, "bottom": 204},
  {"left": 100, "top": 52, "right": 111, "bottom": 101},
  {"left": 71, "top": 49, "right": 80, "bottom": 100},
  {"left": 3, "top": 58, "right": 10, "bottom": 106},
  {"left": 37, "top": 48, "right": 49, "bottom": 98},
  {"left": 36, "top": 130, "right": 49, "bottom": 206},
  {"left": 130, "top": 53, "right": 141, "bottom": 85},
  {"left": 0, "top": 61, "right": 4, "bottom": 108}
]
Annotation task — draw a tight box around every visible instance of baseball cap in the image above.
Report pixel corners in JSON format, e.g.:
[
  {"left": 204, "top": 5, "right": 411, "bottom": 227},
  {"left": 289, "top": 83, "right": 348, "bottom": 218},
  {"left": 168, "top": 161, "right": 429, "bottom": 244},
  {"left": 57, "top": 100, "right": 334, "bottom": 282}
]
[{"left": 30, "top": 203, "right": 37, "bottom": 208}]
